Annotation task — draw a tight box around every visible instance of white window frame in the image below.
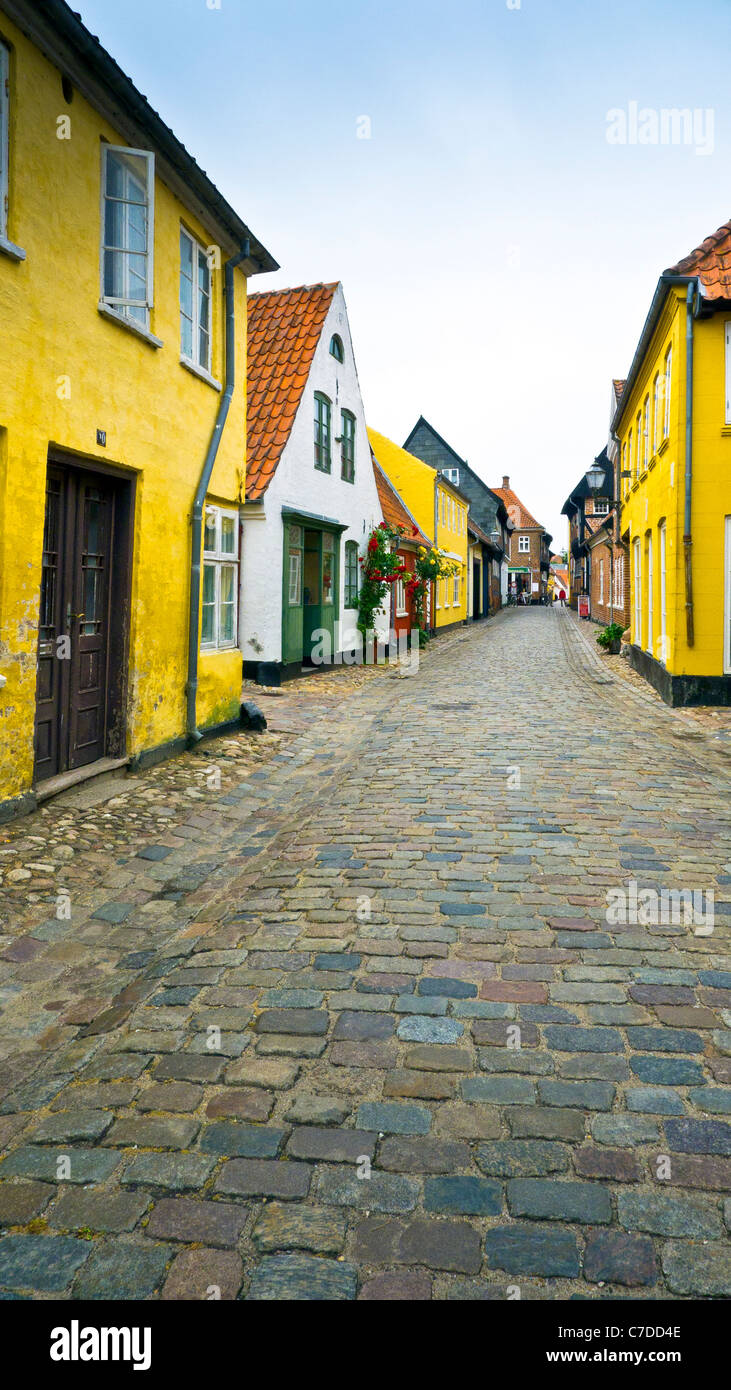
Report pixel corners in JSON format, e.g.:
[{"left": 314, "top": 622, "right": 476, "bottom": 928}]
[
  {"left": 594, "top": 499, "right": 610, "bottom": 515},
  {"left": 180, "top": 225, "right": 212, "bottom": 374},
  {"left": 100, "top": 144, "right": 155, "bottom": 328},
  {"left": 645, "top": 532, "right": 653, "bottom": 655},
  {"left": 725, "top": 325, "right": 731, "bottom": 425},
  {"left": 453, "top": 572, "right": 460, "bottom": 606},
  {"left": 395, "top": 575, "right": 407, "bottom": 616},
  {"left": 615, "top": 555, "right": 623, "bottom": 610},
  {"left": 443, "top": 468, "right": 459, "bottom": 486},
  {"left": 441, "top": 492, "right": 446, "bottom": 526},
  {"left": 628, "top": 429, "right": 633, "bottom": 481},
  {"left": 636, "top": 412, "right": 642, "bottom": 475},
  {"left": 659, "top": 522, "right": 667, "bottom": 665},
  {"left": 201, "top": 505, "right": 239, "bottom": 651},
  {"left": 642, "top": 395, "right": 650, "bottom": 469},
  {"left": 653, "top": 372, "right": 660, "bottom": 453},
  {"left": 633, "top": 537, "right": 642, "bottom": 646},
  {"left": 436, "top": 578, "right": 442, "bottom": 610},
  {"left": 0, "top": 43, "right": 9, "bottom": 241},
  {"left": 518, "top": 534, "right": 530, "bottom": 553},
  {"left": 664, "top": 345, "right": 672, "bottom": 438}
]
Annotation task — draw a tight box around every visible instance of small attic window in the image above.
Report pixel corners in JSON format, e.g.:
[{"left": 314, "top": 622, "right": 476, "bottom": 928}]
[{"left": 329, "top": 334, "right": 344, "bottom": 362}]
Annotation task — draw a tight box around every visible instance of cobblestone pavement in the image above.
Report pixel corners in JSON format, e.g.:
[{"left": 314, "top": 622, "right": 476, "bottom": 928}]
[{"left": 0, "top": 607, "right": 729, "bottom": 1300}]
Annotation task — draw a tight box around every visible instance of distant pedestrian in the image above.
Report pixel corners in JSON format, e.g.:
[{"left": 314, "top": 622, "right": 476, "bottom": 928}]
[{"left": 559, "top": 589, "right": 566, "bottom": 606}]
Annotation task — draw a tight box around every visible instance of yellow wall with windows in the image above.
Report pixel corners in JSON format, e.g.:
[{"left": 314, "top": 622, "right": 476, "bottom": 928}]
[
  {"left": 435, "top": 479, "right": 468, "bottom": 626},
  {"left": 368, "top": 429, "right": 437, "bottom": 541},
  {"left": 617, "top": 285, "right": 731, "bottom": 678},
  {"left": 0, "top": 14, "right": 248, "bottom": 810}
]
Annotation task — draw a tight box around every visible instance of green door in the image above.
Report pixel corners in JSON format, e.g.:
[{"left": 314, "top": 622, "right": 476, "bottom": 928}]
[
  {"left": 302, "top": 528, "right": 338, "bottom": 666},
  {"left": 282, "top": 521, "right": 304, "bottom": 665}
]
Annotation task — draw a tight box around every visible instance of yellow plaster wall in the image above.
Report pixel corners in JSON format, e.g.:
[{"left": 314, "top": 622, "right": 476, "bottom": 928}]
[{"left": 0, "top": 16, "right": 248, "bottom": 805}]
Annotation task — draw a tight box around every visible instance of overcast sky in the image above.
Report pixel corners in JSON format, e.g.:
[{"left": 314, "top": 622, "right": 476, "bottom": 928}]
[{"left": 79, "top": 0, "right": 731, "bottom": 548}]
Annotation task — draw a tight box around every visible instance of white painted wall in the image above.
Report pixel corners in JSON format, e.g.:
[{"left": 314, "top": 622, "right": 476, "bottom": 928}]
[{"left": 240, "top": 284, "right": 387, "bottom": 666}]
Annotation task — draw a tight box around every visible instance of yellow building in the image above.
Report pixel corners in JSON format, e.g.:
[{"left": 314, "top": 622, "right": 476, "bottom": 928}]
[
  {"left": 368, "top": 428, "right": 468, "bottom": 629},
  {"left": 0, "top": 2, "right": 276, "bottom": 819},
  {"left": 613, "top": 218, "right": 731, "bottom": 705}
]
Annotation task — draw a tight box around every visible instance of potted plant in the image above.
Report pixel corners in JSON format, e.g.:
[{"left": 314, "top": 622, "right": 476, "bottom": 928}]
[{"left": 596, "top": 621, "right": 624, "bottom": 655}]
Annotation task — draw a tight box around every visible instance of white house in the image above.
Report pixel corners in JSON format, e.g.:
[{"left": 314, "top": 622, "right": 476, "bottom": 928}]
[{"left": 240, "top": 282, "right": 387, "bottom": 681}]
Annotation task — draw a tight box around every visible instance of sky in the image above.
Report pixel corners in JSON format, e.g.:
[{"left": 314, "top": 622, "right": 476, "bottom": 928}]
[{"left": 78, "top": 0, "right": 731, "bottom": 549}]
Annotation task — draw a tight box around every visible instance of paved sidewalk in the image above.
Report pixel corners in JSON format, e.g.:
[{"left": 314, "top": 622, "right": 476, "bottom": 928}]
[{"left": 0, "top": 608, "right": 729, "bottom": 1300}]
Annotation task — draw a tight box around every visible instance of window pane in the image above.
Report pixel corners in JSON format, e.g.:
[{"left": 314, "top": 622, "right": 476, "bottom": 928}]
[
  {"left": 289, "top": 551, "right": 302, "bottom": 605},
  {"left": 180, "top": 270, "right": 193, "bottom": 318},
  {"left": 201, "top": 563, "right": 216, "bottom": 644},
  {"left": 181, "top": 313, "right": 193, "bottom": 359},
  {"left": 180, "top": 231, "right": 193, "bottom": 275},
  {"left": 204, "top": 509, "right": 217, "bottom": 553},
  {"left": 220, "top": 514, "right": 236, "bottom": 554}
]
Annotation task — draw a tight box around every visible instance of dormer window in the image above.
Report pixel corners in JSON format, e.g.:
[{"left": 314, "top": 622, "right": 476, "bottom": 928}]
[
  {"left": 442, "top": 468, "right": 459, "bottom": 485},
  {"left": 329, "top": 334, "right": 344, "bottom": 362}
]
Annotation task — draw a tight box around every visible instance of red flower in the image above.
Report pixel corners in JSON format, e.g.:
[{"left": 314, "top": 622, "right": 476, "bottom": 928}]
[{"left": 367, "top": 536, "right": 379, "bottom": 553}]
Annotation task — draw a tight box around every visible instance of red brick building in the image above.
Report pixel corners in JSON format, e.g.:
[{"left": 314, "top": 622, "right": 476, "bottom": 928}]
[{"left": 492, "top": 476, "right": 552, "bottom": 601}]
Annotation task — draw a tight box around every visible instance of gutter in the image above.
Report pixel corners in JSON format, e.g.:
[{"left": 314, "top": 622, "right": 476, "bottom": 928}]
[
  {"left": 683, "top": 278, "right": 701, "bottom": 646},
  {"left": 186, "top": 242, "right": 249, "bottom": 744}
]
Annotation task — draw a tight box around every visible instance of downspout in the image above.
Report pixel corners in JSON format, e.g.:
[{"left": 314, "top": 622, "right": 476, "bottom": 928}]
[
  {"left": 186, "top": 240, "right": 250, "bottom": 744},
  {"left": 683, "top": 278, "right": 699, "bottom": 647}
]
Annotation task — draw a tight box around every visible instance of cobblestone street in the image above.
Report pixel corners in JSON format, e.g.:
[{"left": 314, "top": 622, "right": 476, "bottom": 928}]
[{"left": 0, "top": 607, "right": 729, "bottom": 1300}]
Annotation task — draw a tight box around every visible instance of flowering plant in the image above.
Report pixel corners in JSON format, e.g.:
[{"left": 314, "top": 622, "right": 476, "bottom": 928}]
[{"left": 356, "top": 522, "right": 407, "bottom": 637}]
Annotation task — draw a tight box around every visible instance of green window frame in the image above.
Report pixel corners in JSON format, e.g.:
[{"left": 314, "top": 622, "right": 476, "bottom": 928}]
[
  {"left": 344, "top": 539, "right": 359, "bottom": 607},
  {"left": 330, "top": 334, "right": 344, "bottom": 362},
  {"left": 314, "top": 392, "right": 331, "bottom": 472},
  {"left": 341, "top": 409, "right": 355, "bottom": 482}
]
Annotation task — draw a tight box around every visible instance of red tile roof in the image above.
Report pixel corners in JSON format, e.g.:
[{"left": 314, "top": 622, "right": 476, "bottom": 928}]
[
  {"left": 372, "top": 454, "right": 431, "bottom": 546},
  {"left": 246, "top": 283, "right": 338, "bottom": 500},
  {"left": 665, "top": 219, "right": 731, "bottom": 299},
  {"left": 492, "top": 484, "right": 544, "bottom": 531}
]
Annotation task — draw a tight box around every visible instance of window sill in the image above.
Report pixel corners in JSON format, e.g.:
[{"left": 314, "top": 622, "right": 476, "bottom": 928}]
[
  {"left": 98, "top": 302, "right": 163, "bottom": 349},
  {"left": 200, "top": 644, "right": 239, "bottom": 655},
  {"left": 658, "top": 437, "right": 670, "bottom": 456},
  {"left": 314, "top": 464, "right": 332, "bottom": 474},
  {"left": 180, "top": 356, "right": 222, "bottom": 391},
  {"left": 648, "top": 455, "right": 658, "bottom": 470},
  {"left": 0, "top": 235, "right": 26, "bottom": 262},
  {"left": 721, "top": 425, "right": 731, "bottom": 437}
]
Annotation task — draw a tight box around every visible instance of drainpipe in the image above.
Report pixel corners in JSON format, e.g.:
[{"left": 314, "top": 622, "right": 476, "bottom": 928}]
[
  {"left": 186, "top": 240, "right": 250, "bottom": 744},
  {"left": 683, "top": 278, "right": 699, "bottom": 647}
]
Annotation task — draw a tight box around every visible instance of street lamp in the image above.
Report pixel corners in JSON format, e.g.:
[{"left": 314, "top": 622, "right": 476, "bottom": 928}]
[{"left": 585, "top": 463, "right": 604, "bottom": 492}]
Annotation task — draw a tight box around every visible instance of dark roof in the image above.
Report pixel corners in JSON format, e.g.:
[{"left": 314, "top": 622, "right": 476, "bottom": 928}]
[
  {"left": 12, "top": 0, "right": 277, "bottom": 272},
  {"left": 404, "top": 416, "right": 510, "bottom": 524},
  {"left": 561, "top": 448, "right": 614, "bottom": 517}
]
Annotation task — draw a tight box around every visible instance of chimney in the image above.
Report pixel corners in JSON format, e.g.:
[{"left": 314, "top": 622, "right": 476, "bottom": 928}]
[{"left": 502, "top": 475, "right": 510, "bottom": 490}]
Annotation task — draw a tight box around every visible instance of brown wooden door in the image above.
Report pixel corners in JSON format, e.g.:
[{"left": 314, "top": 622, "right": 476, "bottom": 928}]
[{"left": 34, "top": 467, "right": 117, "bottom": 780}]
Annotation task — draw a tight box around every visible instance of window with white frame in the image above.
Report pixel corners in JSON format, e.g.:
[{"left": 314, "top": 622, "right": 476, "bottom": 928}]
[
  {"left": 725, "top": 325, "right": 731, "bottom": 426},
  {"left": 615, "top": 555, "right": 623, "bottom": 609},
  {"left": 636, "top": 411, "right": 642, "bottom": 475},
  {"left": 453, "top": 572, "right": 460, "bottom": 606},
  {"left": 0, "top": 43, "right": 9, "bottom": 241},
  {"left": 659, "top": 522, "right": 667, "bottom": 664},
  {"left": 633, "top": 538, "right": 641, "bottom": 645},
  {"left": 443, "top": 468, "right": 459, "bottom": 486},
  {"left": 653, "top": 372, "right": 660, "bottom": 452},
  {"left": 594, "top": 498, "right": 610, "bottom": 515},
  {"left": 201, "top": 506, "right": 238, "bottom": 649},
  {"left": 395, "top": 575, "right": 407, "bottom": 615},
  {"left": 518, "top": 534, "right": 530, "bottom": 553},
  {"left": 664, "top": 345, "right": 672, "bottom": 437},
  {"left": 645, "top": 532, "right": 653, "bottom": 655},
  {"left": 180, "top": 227, "right": 212, "bottom": 372},
  {"left": 101, "top": 145, "right": 155, "bottom": 328},
  {"left": 441, "top": 491, "right": 446, "bottom": 525},
  {"left": 599, "top": 559, "right": 604, "bottom": 605},
  {"left": 622, "top": 441, "right": 628, "bottom": 495},
  {"left": 628, "top": 429, "right": 633, "bottom": 482},
  {"left": 436, "top": 578, "right": 441, "bottom": 609},
  {"left": 642, "top": 395, "right": 650, "bottom": 470},
  {"left": 725, "top": 516, "right": 731, "bottom": 674}
]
